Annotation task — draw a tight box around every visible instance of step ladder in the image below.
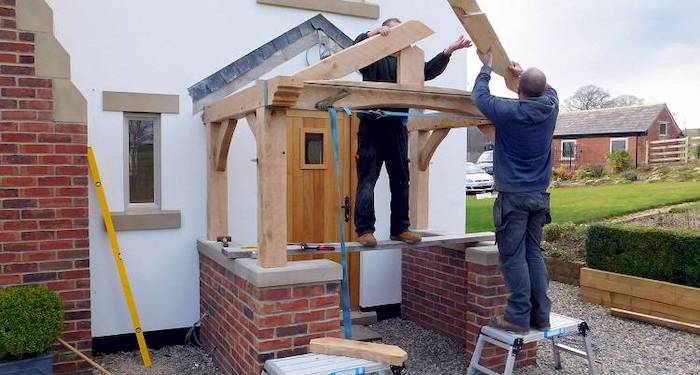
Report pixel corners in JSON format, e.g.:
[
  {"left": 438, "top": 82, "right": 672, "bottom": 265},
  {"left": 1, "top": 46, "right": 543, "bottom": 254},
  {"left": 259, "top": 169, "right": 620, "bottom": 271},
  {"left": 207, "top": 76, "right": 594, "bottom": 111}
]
[
  {"left": 468, "top": 313, "right": 598, "bottom": 375},
  {"left": 262, "top": 353, "right": 394, "bottom": 375}
]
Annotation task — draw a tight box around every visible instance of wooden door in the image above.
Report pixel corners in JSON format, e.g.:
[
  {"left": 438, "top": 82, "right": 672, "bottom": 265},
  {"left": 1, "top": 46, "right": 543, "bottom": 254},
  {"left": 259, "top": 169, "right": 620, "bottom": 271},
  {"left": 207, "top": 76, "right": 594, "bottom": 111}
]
[{"left": 286, "top": 110, "right": 360, "bottom": 309}]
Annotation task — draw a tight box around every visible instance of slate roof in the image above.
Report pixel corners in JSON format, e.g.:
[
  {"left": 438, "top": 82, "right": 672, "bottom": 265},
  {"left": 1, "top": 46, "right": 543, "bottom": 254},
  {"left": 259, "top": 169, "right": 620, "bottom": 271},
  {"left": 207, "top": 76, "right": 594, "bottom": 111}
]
[
  {"left": 188, "top": 14, "right": 353, "bottom": 103},
  {"left": 555, "top": 104, "right": 667, "bottom": 137}
]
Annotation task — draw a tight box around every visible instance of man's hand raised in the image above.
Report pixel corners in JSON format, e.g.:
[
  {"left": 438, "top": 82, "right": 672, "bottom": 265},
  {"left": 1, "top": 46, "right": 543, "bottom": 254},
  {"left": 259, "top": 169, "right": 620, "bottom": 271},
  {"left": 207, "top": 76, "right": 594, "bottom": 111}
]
[
  {"left": 508, "top": 61, "right": 524, "bottom": 77},
  {"left": 477, "top": 46, "right": 493, "bottom": 67},
  {"left": 368, "top": 26, "right": 391, "bottom": 37},
  {"left": 444, "top": 35, "right": 473, "bottom": 55}
]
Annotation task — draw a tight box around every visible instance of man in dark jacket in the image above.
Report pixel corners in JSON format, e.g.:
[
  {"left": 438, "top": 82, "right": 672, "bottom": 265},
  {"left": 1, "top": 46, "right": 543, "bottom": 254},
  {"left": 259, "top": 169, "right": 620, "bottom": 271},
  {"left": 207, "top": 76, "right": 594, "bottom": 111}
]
[
  {"left": 354, "top": 18, "right": 473, "bottom": 247},
  {"left": 472, "top": 47, "right": 558, "bottom": 333}
]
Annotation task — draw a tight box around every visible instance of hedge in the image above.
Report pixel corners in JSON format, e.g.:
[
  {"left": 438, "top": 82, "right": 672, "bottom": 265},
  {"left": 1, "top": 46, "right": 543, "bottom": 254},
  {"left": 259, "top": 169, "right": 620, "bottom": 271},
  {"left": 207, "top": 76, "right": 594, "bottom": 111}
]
[{"left": 586, "top": 224, "right": 700, "bottom": 288}]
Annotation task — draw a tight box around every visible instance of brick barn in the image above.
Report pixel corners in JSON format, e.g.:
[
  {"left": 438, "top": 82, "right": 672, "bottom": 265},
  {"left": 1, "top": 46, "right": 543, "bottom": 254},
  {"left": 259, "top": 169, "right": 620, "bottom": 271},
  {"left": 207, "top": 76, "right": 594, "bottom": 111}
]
[{"left": 553, "top": 104, "right": 684, "bottom": 169}]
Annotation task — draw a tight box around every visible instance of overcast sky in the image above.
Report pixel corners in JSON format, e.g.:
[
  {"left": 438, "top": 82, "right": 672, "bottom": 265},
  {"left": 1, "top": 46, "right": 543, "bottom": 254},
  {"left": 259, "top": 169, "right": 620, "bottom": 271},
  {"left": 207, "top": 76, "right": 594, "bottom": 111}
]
[{"left": 464, "top": 0, "right": 700, "bottom": 129}]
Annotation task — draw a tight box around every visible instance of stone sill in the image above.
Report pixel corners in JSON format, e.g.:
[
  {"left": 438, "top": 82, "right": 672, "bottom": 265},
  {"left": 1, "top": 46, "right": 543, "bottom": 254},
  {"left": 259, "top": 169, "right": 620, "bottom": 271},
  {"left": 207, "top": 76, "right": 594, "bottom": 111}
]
[{"left": 110, "top": 210, "right": 181, "bottom": 231}]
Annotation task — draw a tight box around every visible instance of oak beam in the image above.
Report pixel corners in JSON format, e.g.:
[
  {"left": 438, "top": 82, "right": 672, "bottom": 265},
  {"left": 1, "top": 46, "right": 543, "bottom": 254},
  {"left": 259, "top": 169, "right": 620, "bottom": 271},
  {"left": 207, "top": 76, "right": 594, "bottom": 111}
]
[
  {"left": 215, "top": 119, "right": 237, "bottom": 171},
  {"left": 294, "top": 20, "right": 434, "bottom": 81},
  {"left": 448, "top": 0, "right": 519, "bottom": 92},
  {"left": 256, "top": 107, "right": 288, "bottom": 268},
  {"left": 418, "top": 129, "right": 450, "bottom": 171},
  {"left": 398, "top": 47, "right": 430, "bottom": 230},
  {"left": 207, "top": 122, "right": 228, "bottom": 240},
  {"left": 408, "top": 116, "right": 491, "bottom": 131}
]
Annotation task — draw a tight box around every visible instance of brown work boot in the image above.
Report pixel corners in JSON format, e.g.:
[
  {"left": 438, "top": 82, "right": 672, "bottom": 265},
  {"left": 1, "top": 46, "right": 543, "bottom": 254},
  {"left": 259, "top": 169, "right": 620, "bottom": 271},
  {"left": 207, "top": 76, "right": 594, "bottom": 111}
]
[
  {"left": 357, "top": 232, "right": 377, "bottom": 247},
  {"left": 390, "top": 230, "right": 422, "bottom": 245},
  {"left": 489, "top": 316, "right": 529, "bottom": 334}
]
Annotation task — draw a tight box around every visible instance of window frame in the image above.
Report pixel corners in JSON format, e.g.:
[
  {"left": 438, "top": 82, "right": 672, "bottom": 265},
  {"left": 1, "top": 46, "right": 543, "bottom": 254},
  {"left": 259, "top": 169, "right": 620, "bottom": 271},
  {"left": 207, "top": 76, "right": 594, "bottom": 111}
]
[
  {"left": 659, "top": 121, "right": 668, "bottom": 136},
  {"left": 123, "top": 112, "right": 161, "bottom": 211},
  {"left": 609, "top": 137, "right": 628, "bottom": 153},
  {"left": 560, "top": 139, "right": 577, "bottom": 160},
  {"left": 300, "top": 127, "right": 329, "bottom": 170}
]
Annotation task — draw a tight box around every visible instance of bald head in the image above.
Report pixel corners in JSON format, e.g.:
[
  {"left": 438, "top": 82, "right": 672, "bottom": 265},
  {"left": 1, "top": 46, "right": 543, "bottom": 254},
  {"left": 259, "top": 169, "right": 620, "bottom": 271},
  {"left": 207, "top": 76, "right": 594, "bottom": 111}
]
[{"left": 519, "top": 68, "right": 547, "bottom": 98}]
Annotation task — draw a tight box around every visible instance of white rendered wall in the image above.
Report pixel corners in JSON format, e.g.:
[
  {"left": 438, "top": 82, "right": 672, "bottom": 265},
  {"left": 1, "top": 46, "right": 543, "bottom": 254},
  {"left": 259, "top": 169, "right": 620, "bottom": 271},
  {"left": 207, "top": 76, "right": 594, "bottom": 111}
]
[{"left": 47, "top": 0, "right": 468, "bottom": 334}]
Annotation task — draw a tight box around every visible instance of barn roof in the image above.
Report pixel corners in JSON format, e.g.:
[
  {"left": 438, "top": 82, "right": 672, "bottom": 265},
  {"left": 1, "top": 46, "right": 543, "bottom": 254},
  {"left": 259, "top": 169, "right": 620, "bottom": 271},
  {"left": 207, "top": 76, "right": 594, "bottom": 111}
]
[{"left": 555, "top": 103, "right": 667, "bottom": 137}]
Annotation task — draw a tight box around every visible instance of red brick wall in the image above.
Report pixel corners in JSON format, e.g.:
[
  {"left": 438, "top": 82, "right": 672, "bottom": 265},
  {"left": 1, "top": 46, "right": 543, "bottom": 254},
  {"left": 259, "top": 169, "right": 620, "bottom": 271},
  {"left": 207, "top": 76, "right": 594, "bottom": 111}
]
[
  {"left": 402, "top": 246, "right": 536, "bottom": 372},
  {"left": 553, "top": 135, "right": 646, "bottom": 168},
  {"left": 648, "top": 107, "right": 683, "bottom": 142},
  {"left": 0, "top": 1, "right": 91, "bottom": 373},
  {"left": 199, "top": 254, "right": 342, "bottom": 375}
]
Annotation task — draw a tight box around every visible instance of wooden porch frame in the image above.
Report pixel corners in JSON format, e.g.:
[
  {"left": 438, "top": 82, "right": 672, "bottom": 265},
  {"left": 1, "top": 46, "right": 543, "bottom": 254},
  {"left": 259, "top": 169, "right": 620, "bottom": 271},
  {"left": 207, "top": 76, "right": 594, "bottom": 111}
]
[{"left": 202, "top": 12, "right": 513, "bottom": 267}]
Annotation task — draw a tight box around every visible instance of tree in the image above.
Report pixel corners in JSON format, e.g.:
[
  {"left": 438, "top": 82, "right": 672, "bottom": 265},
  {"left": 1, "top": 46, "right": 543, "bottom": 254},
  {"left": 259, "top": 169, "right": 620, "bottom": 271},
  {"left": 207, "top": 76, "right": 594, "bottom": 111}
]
[
  {"left": 565, "top": 85, "right": 645, "bottom": 111},
  {"left": 605, "top": 94, "right": 644, "bottom": 108},
  {"left": 564, "top": 85, "right": 611, "bottom": 111}
]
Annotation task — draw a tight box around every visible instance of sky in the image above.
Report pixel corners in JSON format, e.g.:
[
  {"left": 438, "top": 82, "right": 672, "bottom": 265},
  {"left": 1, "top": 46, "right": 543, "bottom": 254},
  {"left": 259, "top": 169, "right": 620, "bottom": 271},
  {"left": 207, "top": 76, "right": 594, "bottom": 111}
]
[{"left": 465, "top": 0, "right": 700, "bottom": 129}]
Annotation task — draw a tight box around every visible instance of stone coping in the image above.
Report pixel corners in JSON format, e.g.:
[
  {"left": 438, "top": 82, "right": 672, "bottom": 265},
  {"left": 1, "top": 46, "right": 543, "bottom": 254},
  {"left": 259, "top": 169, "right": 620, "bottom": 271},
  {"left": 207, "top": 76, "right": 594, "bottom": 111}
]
[{"left": 197, "top": 238, "right": 342, "bottom": 288}]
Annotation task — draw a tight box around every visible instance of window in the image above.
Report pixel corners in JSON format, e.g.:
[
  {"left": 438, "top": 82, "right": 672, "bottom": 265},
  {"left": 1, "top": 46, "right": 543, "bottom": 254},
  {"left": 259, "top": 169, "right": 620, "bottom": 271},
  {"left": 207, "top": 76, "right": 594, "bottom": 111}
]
[
  {"left": 561, "top": 140, "right": 576, "bottom": 160},
  {"left": 300, "top": 128, "right": 328, "bottom": 169},
  {"left": 124, "top": 113, "right": 160, "bottom": 210},
  {"left": 610, "top": 137, "right": 628, "bottom": 153},
  {"left": 659, "top": 122, "right": 668, "bottom": 136}
]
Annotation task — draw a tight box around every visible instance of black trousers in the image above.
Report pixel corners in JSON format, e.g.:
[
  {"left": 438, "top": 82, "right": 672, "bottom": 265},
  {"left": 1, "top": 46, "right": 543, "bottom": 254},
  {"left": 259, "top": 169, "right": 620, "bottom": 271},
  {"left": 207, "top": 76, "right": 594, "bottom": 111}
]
[{"left": 354, "top": 116, "right": 410, "bottom": 236}]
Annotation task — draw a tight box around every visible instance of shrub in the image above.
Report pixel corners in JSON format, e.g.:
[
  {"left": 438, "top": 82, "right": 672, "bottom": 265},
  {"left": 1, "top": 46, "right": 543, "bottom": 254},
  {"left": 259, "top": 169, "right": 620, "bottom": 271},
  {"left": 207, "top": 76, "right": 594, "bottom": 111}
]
[
  {"left": 607, "top": 150, "right": 631, "bottom": 173},
  {"left": 543, "top": 222, "right": 587, "bottom": 242},
  {"left": 622, "top": 170, "right": 638, "bottom": 182},
  {"left": 0, "top": 286, "right": 63, "bottom": 360},
  {"left": 579, "top": 163, "right": 606, "bottom": 178},
  {"left": 586, "top": 224, "right": 700, "bottom": 287},
  {"left": 552, "top": 166, "right": 574, "bottom": 180},
  {"left": 694, "top": 144, "right": 700, "bottom": 160}
]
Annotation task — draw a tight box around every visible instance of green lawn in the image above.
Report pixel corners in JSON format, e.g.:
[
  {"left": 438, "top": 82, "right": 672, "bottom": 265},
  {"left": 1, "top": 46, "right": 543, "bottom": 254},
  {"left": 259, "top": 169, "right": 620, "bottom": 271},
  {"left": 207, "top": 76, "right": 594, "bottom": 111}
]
[{"left": 466, "top": 181, "right": 700, "bottom": 232}]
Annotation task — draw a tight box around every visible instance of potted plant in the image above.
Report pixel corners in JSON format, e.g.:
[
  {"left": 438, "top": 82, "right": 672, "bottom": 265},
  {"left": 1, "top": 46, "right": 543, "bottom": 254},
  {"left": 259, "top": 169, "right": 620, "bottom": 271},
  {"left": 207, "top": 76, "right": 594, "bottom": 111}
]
[{"left": 0, "top": 286, "right": 64, "bottom": 374}]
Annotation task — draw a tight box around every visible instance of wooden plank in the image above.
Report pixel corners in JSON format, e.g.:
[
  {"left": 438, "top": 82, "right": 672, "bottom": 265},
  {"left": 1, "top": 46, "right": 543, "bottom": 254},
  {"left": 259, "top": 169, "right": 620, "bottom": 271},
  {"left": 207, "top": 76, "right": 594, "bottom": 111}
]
[
  {"left": 215, "top": 119, "right": 237, "bottom": 171},
  {"left": 650, "top": 151, "right": 685, "bottom": 157},
  {"left": 257, "top": 107, "right": 288, "bottom": 267},
  {"left": 207, "top": 122, "right": 228, "bottom": 240},
  {"left": 649, "top": 137, "right": 687, "bottom": 145},
  {"left": 204, "top": 83, "right": 263, "bottom": 124},
  {"left": 579, "top": 268, "right": 700, "bottom": 311},
  {"left": 294, "top": 20, "right": 433, "bottom": 81},
  {"left": 610, "top": 308, "right": 700, "bottom": 335},
  {"left": 418, "top": 129, "right": 450, "bottom": 171},
  {"left": 649, "top": 157, "right": 683, "bottom": 163},
  {"left": 309, "top": 337, "right": 407, "bottom": 366},
  {"left": 398, "top": 47, "right": 430, "bottom": 230},
  {"left": 408, "top": 116, "right": 491, "bottom": 131},
  {"left": 580, "top": 287, "right": 700, "bottom": 324},
  {"left": 447, "top": 0, "right": 519, "bottom": 92}
]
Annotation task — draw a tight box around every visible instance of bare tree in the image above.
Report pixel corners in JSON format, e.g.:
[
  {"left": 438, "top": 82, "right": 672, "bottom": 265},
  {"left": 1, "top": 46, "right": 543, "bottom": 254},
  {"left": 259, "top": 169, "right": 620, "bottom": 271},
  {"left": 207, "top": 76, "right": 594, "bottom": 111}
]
[
  {"left": 605, "top": 94, "right": 644, "bottom": 108},
  {"left": 564, "top": 85, "right": 611, "bottom": 111}
]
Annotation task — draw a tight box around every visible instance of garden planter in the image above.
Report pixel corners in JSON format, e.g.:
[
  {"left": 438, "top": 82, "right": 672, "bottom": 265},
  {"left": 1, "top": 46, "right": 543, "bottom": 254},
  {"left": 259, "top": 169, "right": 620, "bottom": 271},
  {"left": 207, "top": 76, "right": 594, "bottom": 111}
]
[
  {"left": 545, "top": 257, "right": 585, "bottom": 286},
  {"left": 0, "top": 353, "right": 52, "bottom": 375}
]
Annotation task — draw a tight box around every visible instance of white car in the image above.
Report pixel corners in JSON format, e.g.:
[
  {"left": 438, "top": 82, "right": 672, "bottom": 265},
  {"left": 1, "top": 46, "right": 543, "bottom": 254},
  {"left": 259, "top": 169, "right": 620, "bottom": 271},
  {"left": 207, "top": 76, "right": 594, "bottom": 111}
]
[{"left": 465, "top": 163, "right": 494, "bottom": 194}]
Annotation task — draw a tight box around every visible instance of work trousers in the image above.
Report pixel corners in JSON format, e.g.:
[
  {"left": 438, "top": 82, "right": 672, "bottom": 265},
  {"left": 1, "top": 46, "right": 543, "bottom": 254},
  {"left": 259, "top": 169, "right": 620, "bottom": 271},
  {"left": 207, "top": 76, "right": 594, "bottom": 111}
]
[
  {"left": 354, "top": 116, "right": 410, "bottom": 236},
  {"left": 494, "top": 191, "right": 552, "bottom": 327}
]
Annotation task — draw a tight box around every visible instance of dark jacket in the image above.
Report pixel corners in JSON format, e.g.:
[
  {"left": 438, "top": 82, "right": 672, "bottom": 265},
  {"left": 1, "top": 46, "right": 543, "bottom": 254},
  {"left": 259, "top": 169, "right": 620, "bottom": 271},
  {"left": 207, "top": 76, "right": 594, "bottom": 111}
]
[
  {"left": 472, "top": 65, "right": 558, "bottom": 193},
  {"left": 354, "top": 32, "right": 451, "bottom": 119}
]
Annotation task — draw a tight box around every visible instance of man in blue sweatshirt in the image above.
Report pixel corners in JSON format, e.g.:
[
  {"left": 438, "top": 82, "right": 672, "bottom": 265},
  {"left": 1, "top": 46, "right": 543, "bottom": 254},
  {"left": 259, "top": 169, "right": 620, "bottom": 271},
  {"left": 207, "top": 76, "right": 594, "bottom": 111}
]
[{"left": 472, "top": 47, "right": 558, "bottom": 333}]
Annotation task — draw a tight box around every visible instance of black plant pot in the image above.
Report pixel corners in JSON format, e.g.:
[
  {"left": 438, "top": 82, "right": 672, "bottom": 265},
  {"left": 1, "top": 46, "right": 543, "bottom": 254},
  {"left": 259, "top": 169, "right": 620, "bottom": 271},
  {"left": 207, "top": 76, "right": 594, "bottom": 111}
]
[{"left": 0, "top": 353, "right": 52, "bottom": 375}]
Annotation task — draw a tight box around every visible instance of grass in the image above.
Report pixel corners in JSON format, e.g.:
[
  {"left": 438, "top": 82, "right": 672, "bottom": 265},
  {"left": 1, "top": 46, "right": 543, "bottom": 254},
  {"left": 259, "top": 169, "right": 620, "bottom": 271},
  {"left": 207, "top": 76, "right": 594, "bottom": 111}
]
[{"left": 466, "top": 181, "right": 700, "bottom": 232}]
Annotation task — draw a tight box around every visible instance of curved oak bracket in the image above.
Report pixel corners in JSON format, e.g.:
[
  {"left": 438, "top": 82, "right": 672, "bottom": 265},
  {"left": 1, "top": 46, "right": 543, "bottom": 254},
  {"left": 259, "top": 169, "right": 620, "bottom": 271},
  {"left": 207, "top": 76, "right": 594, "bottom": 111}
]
[
  {"left": 418, "top": 129, "right": 450, "bottom": 171},
  {"left": 215, "top": 119, "right": 237, "bottom": 171}
]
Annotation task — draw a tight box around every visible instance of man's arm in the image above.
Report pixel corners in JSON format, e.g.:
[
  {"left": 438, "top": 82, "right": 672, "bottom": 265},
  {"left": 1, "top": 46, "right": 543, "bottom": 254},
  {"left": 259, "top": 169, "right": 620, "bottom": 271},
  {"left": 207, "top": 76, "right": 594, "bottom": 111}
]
[
  {"left": 472, "top": 65, "right": 508, "bottom": 124},
  {"left": 424, "top": 35, "right": 473, "bottom": 81}
]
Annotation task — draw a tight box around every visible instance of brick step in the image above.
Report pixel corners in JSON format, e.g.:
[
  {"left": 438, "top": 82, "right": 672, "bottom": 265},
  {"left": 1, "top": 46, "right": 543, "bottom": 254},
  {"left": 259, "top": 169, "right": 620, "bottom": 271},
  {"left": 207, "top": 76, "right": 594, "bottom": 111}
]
[
  {"left": 351, "top": 310, "right": 377, "bottom": 326},
  {"left": 343, "top": 325, "right": 382, "bottom": 342}
]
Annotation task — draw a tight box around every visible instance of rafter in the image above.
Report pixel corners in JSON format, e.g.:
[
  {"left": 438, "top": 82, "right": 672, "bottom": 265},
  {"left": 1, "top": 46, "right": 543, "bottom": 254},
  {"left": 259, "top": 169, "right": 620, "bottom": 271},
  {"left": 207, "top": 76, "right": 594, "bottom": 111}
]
[
  {"left": 448, "top": 0, "right": 519, "bottom": 92},
  {"left": 294, "top": 20, "right": 434, "bottom": 81}
]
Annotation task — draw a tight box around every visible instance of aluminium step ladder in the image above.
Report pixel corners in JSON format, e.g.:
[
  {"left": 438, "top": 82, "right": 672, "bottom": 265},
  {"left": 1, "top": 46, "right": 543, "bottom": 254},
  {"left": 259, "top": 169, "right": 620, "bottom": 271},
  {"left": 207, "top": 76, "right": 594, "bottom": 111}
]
[
  {"left": 262, "top": 353, "right": 395, "bottom": 375},
  {"left": 468, "top": 313, "right": 598, "bottom": 375}
]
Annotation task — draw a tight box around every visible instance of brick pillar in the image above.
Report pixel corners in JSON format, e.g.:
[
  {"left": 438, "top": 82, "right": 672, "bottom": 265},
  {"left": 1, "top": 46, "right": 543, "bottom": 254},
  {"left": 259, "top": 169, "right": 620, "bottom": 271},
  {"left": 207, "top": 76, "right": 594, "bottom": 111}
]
[
  {"left": 198, "top": 241, "right": 343, "bottom": 375},
  {"left": 0, "top": 0, "right": 91, "bottom": 373},
  {"left": 402, "top": 244, "right": 537, "bottom": 372}
]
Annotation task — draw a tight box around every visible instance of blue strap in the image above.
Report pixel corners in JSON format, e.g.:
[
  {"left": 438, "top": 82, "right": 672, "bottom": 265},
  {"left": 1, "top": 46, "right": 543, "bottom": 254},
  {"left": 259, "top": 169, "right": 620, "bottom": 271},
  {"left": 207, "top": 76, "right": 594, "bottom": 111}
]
[{"left": 328, "top": 107, "right": 353, "bottom": 340}]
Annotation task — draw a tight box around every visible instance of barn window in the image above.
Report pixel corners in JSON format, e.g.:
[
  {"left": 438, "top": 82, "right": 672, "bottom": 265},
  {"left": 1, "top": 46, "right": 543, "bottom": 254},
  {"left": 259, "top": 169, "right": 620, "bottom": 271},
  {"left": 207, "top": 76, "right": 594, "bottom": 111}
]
[
  {"left": 610, "top": 137, "right": 628, "bottom": 153},
  {"left": 561, "top": 140, "right": 576, "bottom": 160},
  {"left": 124, "top": 113, "right": 161, "bottom": 210},
  {"left": 659, "top": 122, "right": 668, "bottom": 136}
]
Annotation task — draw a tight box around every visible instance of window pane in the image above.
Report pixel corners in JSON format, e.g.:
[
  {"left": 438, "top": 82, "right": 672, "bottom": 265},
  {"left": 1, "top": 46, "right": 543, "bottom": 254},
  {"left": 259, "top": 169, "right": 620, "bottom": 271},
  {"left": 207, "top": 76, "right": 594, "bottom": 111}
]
[
  {"left": 128, "top": 119, "right": 155, "bottom": 204},
  {"left": 304, "top": 133, "right": 324, "bottom": 164},
  {"left": 562, "top": 142, "right": 575, "bottom": 158},
  {"left": 611, "top": 140, "right": 626, "bottom": 152},
  {"left": 660, "top": 123, "right": 667, "bottom": 135}
]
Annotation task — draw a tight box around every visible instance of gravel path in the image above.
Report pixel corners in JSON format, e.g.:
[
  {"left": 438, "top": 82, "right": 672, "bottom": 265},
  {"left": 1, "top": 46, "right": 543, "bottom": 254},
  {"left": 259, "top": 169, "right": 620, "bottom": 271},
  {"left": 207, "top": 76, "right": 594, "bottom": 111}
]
[
  {"left": 371, "top": 281, "right": 700, "bottom": 375},
  {"left": 93, "top": 345, "right": 218, "bottom": 375}
]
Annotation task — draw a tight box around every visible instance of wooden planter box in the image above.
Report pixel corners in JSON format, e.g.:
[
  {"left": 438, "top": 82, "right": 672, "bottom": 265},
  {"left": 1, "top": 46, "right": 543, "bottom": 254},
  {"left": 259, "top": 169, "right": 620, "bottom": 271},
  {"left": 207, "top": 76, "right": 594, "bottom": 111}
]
[
  {"left": 545, "top": 257, "right": 584, "bottom": 286},
  {"left": 579, "top": 268, "right": 700, "bottom": 325}
]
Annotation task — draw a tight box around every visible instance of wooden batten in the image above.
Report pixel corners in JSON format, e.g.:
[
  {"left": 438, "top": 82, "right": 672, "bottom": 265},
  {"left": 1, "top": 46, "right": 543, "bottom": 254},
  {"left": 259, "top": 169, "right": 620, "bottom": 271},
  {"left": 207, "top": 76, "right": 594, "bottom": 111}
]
[
  {"left": 256, "top": 107, "right": 289, "bottom": 268},
  {"left": 207, "top": 122, "right": 228, "bottom": 240}
]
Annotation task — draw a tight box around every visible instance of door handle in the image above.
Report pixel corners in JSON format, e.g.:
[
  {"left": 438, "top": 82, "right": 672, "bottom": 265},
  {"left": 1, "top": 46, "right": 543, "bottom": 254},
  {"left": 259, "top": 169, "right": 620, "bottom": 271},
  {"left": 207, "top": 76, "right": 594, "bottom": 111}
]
[{"left": 342, "top": 196, "right": 351, "bottom": 223}]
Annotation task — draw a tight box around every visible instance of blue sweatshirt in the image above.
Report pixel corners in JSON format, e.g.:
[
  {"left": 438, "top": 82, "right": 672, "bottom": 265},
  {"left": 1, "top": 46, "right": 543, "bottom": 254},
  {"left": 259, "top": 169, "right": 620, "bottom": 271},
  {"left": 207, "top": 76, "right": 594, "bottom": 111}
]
[{"left": 473, "top": 65, "right": 558, "bottom": 193}]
